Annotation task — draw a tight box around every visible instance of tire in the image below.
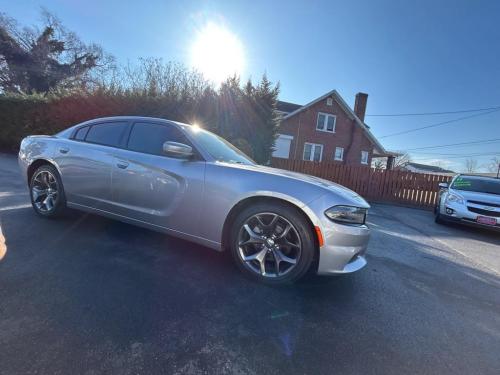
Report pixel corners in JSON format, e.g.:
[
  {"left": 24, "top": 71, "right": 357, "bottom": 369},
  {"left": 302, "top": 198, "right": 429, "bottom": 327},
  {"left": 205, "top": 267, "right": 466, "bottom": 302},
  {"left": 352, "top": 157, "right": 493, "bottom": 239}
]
[
  {"left": 29, "top": 164, "right": 66, "bottom": 218},
  {"left": 229, "top": 202, "right": 316, "bottom": 285},
  {"left": 434, "top": 196, "right": 445, "bottom": 224},
  {"left": 435, "top": 208, "right": 445, "bottom": 224}
]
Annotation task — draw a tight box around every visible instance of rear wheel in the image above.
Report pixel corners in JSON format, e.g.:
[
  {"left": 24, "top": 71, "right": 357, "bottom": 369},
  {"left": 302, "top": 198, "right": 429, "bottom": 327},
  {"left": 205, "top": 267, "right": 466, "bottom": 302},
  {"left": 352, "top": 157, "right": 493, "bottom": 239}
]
[
  {"left": 229, "top": 202, "right": 316, "bottom": 285},
  {"left": 29, "top": 165, "right": 66, "bottom": 218}
]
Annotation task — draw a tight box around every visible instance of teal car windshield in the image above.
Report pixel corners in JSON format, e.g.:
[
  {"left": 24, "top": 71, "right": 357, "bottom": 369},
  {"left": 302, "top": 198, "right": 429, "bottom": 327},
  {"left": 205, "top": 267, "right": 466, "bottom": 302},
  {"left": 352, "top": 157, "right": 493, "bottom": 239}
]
[{"left": 451, "top": 176, "right": 500, "bottom": 195}]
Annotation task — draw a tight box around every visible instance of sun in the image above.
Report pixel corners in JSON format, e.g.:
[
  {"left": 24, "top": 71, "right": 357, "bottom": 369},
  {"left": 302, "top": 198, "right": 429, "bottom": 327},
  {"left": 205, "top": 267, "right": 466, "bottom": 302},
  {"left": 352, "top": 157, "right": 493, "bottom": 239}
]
[{"left": 190, "top": 23, "right": 245, "bottom": 85}]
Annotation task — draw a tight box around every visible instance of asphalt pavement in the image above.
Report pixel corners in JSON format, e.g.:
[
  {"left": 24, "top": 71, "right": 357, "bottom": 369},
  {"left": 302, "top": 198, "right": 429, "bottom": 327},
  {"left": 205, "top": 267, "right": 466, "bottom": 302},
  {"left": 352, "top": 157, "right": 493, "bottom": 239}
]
[{"left": 1, "top": 153, "right": 499, "bottom": 375}]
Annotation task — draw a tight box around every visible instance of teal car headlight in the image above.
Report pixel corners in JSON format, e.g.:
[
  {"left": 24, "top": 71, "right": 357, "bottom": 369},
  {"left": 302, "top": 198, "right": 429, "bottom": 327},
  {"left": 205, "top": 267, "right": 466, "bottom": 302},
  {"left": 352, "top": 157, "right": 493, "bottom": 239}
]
[{"left": 325, "top": 206, "right": 367, "bottom": 225}]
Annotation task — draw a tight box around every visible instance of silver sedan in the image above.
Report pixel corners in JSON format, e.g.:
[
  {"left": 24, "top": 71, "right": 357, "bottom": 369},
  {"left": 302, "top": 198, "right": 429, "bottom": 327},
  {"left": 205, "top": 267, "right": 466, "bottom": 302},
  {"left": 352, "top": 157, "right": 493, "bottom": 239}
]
[{"left": 18, "top": 116, "right": 371, "bottom": 284}]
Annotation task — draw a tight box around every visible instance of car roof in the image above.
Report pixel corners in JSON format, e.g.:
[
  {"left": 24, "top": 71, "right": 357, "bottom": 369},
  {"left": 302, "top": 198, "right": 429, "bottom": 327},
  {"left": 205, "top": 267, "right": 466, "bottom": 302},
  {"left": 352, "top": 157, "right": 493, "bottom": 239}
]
[{"left": 83, "top": 116, "right": 194, "bottom": 127}]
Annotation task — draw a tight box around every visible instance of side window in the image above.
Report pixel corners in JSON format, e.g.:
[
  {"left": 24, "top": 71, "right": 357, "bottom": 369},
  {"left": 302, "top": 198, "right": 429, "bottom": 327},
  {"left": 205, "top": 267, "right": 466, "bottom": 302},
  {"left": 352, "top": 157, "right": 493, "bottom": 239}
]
[
  {"left": 85, "top": 122, "right": 129, "bottom": 148},
  {"left": 127, "top": 122, "right": 188, "bottom": 156},
  {"left": 73, "top": 126, "right": 89, "bottom": 141}
]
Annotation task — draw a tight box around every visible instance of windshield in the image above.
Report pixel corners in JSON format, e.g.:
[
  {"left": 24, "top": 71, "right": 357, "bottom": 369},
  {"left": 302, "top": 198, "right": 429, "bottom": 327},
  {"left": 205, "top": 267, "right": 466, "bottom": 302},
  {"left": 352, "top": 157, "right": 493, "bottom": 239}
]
[
  {"left": 183, "top": 126, "right": 254, "bottom": 165},
  {"left": 451, "top": 176, "right": 500, "bottom": 195}
]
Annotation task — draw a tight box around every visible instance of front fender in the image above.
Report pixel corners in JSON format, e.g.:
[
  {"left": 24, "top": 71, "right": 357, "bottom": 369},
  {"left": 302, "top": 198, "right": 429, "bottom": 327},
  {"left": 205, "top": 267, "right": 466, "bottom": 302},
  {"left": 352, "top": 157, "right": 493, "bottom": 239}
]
[{"left": 230, "top": 190, "right": 324, "bottom": 228}]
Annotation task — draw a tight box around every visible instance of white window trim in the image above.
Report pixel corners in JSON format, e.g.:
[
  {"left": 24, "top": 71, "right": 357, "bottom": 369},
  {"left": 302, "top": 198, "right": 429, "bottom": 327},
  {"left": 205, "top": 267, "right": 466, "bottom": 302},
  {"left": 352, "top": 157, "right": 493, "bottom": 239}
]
[
  {"left": 316, "top": 112, "right": 336, "bottom": 133},
  {"left": 276, "top": 133, "right": 294, "bottom": 140},
  {"left": 334, "top": 147, "right": 344, "bottom": 161},
  {"left": 326, "top": 97, "right": 333, "bottom": 106},
  {"left": 303, "top": 142, "right": 323, "bottom": 162},
  {"left": 361, "top": 150, "right": 369, "bottom": 164}
]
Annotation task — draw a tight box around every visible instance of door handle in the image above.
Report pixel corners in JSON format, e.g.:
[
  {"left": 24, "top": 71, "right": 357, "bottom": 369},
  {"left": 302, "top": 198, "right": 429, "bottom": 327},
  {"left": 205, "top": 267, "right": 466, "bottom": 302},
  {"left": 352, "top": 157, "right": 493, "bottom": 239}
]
[
  {"left": 59, "top": 147, "right": 69, "bottom": 154},
  {"left": 116, "top": 161, "right": 129, "bottom": 169}
]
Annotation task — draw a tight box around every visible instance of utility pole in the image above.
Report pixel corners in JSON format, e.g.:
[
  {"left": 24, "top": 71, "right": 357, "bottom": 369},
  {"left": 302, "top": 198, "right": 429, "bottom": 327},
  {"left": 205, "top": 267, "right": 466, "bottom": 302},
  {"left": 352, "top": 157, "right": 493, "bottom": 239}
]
[{"left": 497, "top": 162, "right": 500, "bottom": 178}]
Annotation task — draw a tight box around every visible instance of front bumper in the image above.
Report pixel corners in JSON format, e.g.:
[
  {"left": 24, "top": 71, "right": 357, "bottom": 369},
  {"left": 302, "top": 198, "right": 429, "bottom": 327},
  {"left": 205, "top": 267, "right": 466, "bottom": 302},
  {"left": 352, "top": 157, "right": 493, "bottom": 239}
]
[
  {"left": 307, "top": 196, "right": 370, "bottom": 275},
  {"left": 316, "top": 221, "right": 369, "bottom": 275},
  {"left": 440, "top": 201, "right": 500, "bottom": 231}
]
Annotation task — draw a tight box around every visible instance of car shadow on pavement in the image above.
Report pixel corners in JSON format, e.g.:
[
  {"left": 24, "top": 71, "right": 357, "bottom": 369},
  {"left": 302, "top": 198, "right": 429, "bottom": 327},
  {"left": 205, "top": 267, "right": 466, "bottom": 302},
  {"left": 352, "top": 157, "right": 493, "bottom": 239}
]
[{"left": 1, "top": 206, "right": 499, "bottom": 374}]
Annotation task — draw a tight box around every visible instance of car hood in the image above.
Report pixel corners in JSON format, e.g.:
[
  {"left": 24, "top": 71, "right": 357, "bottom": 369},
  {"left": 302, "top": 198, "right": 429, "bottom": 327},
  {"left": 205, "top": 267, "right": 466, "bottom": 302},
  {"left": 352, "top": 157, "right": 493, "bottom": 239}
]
[
  {"left": 220, "top": 162, "right": 370, "bottom": 207},
  {"left": 451, "top": 189, "right": 500, "bottom": 205}
]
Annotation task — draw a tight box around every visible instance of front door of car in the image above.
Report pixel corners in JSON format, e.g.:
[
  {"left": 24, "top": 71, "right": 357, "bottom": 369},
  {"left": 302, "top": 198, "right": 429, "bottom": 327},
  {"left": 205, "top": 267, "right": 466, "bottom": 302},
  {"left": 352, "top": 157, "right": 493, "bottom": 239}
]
[
  {"left": 109, "top": 121, "right": 205, "bottom": 236},
  {"left": 55, "top": 120, "right": 130, "bottom": 210}
]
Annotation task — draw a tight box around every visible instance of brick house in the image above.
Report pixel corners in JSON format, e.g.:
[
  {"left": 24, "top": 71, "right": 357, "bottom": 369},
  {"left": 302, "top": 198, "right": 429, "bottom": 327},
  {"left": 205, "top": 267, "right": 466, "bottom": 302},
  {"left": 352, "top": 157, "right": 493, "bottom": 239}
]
[{"left": 273, "top": 90, "right": 394, "bottom": 167}]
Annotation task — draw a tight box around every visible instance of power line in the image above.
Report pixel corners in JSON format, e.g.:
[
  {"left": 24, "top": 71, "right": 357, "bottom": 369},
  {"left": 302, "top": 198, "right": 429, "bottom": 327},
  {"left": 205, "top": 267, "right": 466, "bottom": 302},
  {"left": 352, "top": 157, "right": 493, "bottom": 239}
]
[
  {"left": 405, "top": 138, "right": 500, "bottom": 151},
  {"left": 367, "top": 106, "right": 500, "bottom": 117},
  {"left": 410, "top": 151, "right": 500, "bottom": 156},
  {"left": 379, "top": 108, "right": 500, "bottom": 138},
  {"left": 412, "top": 154, "right": 500, "bottom": 160}
]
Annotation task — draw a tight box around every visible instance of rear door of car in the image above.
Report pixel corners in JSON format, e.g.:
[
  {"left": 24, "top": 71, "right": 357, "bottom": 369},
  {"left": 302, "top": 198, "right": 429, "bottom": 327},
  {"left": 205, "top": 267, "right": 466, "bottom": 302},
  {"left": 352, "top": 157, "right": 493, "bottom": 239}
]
[
  {"left": 55, "top": 120, "right": 130, "bottom": 210},
  {"left": 109, "top": 121, "right": 205, "bottom": 235}
]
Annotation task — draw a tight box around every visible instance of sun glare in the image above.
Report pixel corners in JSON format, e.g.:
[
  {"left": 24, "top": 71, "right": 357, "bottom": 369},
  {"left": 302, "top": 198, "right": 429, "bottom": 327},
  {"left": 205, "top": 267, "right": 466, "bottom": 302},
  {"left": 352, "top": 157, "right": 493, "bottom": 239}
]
[{"left": 191, "top": 23, "right": 244, "bottom": 85}]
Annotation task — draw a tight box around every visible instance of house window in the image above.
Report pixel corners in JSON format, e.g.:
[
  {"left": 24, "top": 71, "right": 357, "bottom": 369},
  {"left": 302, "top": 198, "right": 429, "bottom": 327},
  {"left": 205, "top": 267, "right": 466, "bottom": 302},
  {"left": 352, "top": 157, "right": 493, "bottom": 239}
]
[
  {"left": 326, "top": 98, "right": 333, "bottom": 106},
  {"left": 334, "top": 147, "right": 344, "bottom": 161},
  {"left": 303, "top": 143, "right": 323, "bottom": 162},
  {"left": 361, "top": 150, "right": 369, "bottom": 164},
  {"left": 316, "top": 112, "right": 336, "bottom": 133}
]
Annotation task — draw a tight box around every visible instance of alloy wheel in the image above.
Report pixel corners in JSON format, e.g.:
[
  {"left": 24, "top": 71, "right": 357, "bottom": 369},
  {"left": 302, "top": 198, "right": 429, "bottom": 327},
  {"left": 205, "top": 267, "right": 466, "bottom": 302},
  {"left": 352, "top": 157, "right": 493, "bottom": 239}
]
[
  {"left": 31, "top": 170, "right": 59, "bottom": 213},
  {"left": 237, "top": 212, "right": 302, "bottom": 278}
]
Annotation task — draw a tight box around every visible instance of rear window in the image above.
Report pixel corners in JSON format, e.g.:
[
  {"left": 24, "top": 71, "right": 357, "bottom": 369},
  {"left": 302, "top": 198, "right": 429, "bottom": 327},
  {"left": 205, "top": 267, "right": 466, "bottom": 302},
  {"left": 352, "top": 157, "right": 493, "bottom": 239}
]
[
  {"left": 74, "top": 126, "right": 89, "bottom": 141},
  {"left": 85, "top": 122, "right": 129, "bottom": 148},
  {"left": 451, "top": 176, "right": 500, "bottom": 195}
]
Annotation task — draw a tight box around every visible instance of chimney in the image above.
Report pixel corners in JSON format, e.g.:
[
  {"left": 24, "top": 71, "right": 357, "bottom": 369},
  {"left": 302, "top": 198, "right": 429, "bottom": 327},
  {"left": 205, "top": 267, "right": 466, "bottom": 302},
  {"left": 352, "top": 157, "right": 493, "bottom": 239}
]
[{"left": 354, "top": 92, "right": 368, "bottom": 122}]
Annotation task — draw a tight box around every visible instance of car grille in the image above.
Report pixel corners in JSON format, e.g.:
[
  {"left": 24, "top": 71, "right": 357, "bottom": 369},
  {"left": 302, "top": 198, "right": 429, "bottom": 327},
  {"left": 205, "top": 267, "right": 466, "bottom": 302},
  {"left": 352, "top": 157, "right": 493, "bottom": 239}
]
[
  {"left": 467, "top": 206, "right": 500, "bottom": 218},
  {"left": 468, "top": 200, "right": 500, "bottom": 208}
]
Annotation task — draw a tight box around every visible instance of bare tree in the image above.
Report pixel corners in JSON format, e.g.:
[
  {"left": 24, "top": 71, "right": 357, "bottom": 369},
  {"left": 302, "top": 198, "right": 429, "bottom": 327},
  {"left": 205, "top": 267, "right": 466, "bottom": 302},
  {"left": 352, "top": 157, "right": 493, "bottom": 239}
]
[
  {"left": 488, "top": 157, "right": 500, "bottom": 176},
  {"left": 464, "top": 158, "right": 478, "bottom": 173},
  {"left": 433, "top": 160, "right": 445, "bottom": 169},
  {"left": 118, "top": 58, "right": 212, "bottom": 98},
  {"left": 371, "top": 158, "right": 386, "bottom": 170},
  {"left": 393, "top": 152, "right": 412, "bottom": 169},
  {"left": 0, "top": 9, "right": 114, "bottom": 94}
]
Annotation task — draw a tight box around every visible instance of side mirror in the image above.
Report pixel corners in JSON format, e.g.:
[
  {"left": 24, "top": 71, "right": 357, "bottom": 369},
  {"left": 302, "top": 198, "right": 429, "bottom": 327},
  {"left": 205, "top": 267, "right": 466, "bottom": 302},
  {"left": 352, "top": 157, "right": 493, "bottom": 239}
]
[
  {"left": 162, "top": 141, "right": 193, "bottom": 159},
  {"left": 438, "top": 182, "right": 448, "bottom": 189}
]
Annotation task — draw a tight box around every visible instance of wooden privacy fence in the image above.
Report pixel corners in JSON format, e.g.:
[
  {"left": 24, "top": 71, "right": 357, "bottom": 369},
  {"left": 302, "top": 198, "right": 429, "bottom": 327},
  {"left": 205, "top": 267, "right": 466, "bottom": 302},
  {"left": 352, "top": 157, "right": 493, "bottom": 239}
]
[{"left": 271, "top": 158, "right": 453, "bottom": 209}]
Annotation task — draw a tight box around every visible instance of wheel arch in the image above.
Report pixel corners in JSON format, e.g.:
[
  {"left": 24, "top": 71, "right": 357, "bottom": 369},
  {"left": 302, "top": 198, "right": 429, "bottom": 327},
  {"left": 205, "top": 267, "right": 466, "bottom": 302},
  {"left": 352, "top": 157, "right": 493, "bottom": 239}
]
[
  {"left": 27, "top": 159, "right": 60, "bottom": 183},
  {"left": 220, "top": 195, "right": 321, "bottom": 255}
]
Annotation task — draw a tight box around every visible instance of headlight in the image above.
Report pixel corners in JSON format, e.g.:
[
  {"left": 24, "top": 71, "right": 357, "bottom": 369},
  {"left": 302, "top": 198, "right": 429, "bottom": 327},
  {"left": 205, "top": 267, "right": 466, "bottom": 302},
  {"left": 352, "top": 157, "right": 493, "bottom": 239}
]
[
  {"left": 446, "top": 193, "right": 464, "bottom": 205},
  {"left": 325, "top": 206, "right": 367, "bottom": 225}
]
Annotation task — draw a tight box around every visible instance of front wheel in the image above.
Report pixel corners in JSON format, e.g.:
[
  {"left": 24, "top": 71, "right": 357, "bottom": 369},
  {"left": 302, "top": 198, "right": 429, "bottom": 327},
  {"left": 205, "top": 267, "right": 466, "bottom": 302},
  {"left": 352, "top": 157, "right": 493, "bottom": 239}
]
[
  {"left": 434, "top": 207, "right": 445, "bottom": 224},
  {"left": 434, "top": 196, "right": 445, "bottom": 224},
  {"left": 29, "top": 164, "right": 66, "bottom": 218},
  {"left": 229, "top": 202, "right": 316, "bottom": 285}
]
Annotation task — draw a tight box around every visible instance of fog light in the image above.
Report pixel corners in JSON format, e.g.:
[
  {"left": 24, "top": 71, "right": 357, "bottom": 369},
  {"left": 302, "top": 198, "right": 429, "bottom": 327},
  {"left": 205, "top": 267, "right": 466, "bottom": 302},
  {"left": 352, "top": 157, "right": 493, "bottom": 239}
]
[{"left": 446, "top": 208, "right": 454, "bottom": 215}]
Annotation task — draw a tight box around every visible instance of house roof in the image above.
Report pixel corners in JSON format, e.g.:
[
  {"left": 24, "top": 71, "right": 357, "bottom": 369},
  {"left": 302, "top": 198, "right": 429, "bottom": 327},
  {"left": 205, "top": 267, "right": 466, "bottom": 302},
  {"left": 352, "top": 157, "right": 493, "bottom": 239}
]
[
  {"left": 280, "top": 89, "right": 392, "bottom": 157},
  {"left": 277, "top": 100, "right": 302, "bottom": 113},
  {"left": 404, "top": 162, "right": 455, "bottom": 174}
]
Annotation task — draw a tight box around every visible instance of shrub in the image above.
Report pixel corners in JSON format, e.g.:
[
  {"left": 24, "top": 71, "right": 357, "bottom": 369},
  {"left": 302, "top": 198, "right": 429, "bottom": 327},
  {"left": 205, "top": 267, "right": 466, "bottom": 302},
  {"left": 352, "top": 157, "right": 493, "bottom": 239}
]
[{"left": 0, "top": 73, "right": 280, "bottom": 164}]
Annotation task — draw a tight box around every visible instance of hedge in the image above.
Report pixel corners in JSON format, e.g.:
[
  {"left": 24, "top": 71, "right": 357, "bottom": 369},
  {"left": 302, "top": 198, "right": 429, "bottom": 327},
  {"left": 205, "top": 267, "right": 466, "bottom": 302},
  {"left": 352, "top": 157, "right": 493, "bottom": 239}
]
[{"left": 2, "top": 93, "right": 220, "bottom": 152}]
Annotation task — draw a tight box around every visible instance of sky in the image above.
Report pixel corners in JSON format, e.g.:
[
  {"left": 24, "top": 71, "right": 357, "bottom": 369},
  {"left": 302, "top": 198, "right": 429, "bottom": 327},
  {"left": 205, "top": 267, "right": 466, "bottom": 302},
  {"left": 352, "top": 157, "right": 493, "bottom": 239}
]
[{"left": 2, "top": 0, "right": 500, "bottom": 172}]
